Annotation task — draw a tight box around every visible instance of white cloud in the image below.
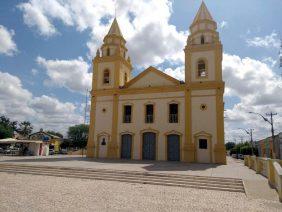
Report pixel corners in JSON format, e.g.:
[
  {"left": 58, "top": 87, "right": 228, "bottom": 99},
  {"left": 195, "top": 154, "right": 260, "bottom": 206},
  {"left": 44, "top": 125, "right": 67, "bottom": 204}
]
[
  {"left": 0, "top": 71, "right": 83, "bottom": 134},
  {"left": 17, "top": 1, "right": 57, "bottom": 36},
  {"left": 218, "top": 21, "right": 228, "bottom": 29},
  {"left": 222, "top": 53, "right": 282, "bottom": 140},
  {"left": 0, "top": 25, "right": 18, "bottom": 56},
  {"left": 262, "top": 57, "right": 277, "bottom": 68},
  {"left": 36, "top": 56, "right": 92, "bottom": 93},
  {"left": 246, "top": 32, "right": 280, "bottom": 49},
  {"left": 17, "top": 0, "right": 188, "bottom": 67},
  {"left": 163, "top": 66, "right": 184, "bottom": 81}
]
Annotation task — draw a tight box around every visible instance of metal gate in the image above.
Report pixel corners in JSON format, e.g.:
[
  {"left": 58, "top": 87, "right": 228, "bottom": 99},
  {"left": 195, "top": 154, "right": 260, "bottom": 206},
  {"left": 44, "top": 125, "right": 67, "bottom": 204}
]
[
  {"left": 167, "top": 134, "right": 180, "bottom": 161},
  {"left": 121, "top": 134, "right": 132, "bottom": 159},
  {"left": 142, "top": 132, "right": 156, "bottom": 160}
]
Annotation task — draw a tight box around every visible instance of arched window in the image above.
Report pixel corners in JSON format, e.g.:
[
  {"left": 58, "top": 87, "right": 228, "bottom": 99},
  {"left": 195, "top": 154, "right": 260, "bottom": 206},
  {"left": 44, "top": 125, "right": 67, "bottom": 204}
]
[
  {"left": 124, "top": 73, "right": 128, "bottom": 83},
  {"left": 201, "top": 35, "right": 205, "bottom": 44},
  {"left": 198, "top": 60, "right": 207, "bottom": 77},
  {"left": 103, "top": 69, "right": 110, "bottom": 84},
  {"left": 107, "top": 48, "right": 110, "bottom": 56}
]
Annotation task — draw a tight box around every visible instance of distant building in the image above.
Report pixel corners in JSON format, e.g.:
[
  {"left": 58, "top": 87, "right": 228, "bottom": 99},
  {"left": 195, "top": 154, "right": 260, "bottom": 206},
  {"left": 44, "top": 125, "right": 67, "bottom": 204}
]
[
  {"left": 29, "top": 129, "right": 62, "bottom": 153},
  {"left": 256, "top": 133, "right": 282, "bottom": 159}
]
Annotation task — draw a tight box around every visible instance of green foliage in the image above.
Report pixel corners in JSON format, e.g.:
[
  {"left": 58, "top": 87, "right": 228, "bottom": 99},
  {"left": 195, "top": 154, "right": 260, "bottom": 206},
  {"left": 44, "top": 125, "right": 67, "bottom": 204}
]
[
  {"left": 0, "top": 116, "right": 16, "bottom": 139},
  {"left": 67, "top": 124, "right": 89, "bottom": 148},
  {"left": 225, "top": 142, "right": 235, "bottom": 150},
  {"left": 229, "top": 141, "right": 258, "bottom": 156},
  {"left": 0, "top": 124, "right": 13, "bottom": 139},
  {"left": 240, "top": 146, "right": 252, "bottom": 155},
  {"left": 60, "top": 139, "right": 71, "bottom": 148},
  {"left": 18, "top": 121, "right": 33, "bottom": 137}
]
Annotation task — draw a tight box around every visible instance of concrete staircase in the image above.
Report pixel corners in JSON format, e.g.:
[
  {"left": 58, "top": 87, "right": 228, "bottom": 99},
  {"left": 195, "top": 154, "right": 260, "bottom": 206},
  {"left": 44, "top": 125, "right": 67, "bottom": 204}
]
[{"left": 0, "top": 163, "right": 245, "bottom": 193}]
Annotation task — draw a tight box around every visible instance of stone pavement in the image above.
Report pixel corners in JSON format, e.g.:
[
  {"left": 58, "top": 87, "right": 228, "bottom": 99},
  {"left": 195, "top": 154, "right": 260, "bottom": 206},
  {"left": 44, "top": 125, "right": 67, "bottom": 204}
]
[{"left": 0, "top": 155, "right": 279, "bottom": 202}]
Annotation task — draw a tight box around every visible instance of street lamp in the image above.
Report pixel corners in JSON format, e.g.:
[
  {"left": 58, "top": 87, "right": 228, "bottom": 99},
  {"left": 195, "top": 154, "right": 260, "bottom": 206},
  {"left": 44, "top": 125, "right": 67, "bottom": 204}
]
[
  {"left": 248, "top": 111, "right": 277, "bottom": 158},
  {"left": 238, "top": 128, "right": 254, "bottom": 155}
]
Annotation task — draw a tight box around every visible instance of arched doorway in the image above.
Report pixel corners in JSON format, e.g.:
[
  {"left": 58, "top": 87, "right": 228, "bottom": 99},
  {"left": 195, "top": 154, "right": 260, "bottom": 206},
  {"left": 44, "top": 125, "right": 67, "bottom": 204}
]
[
  {"left": 121, "top": 134, "right": 132, "bottom": 159},
  {"left": 142, "top": 132, "right": 156, "bottom": 160},
  {"left": 167, "top": 134, "right": 180, "bottom": 161}
]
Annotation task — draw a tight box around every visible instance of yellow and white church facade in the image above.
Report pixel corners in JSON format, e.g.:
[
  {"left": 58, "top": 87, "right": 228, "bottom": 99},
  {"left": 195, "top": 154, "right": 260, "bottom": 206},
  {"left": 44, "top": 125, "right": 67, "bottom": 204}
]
[{"left": 87, "top": 2, "right": 226, "bottom": 164}]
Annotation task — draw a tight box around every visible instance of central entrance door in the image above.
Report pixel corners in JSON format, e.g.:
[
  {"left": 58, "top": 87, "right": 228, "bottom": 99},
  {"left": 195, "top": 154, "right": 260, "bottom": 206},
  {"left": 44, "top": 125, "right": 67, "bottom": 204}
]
[
  {"left": 121, "top": 134, "right": 132, "bottom": 159},
  {"left": 142, "top": 132, "right": 156, "bottom": 160},
  {"left": 167, "top": 134, "right": 180, "bottom": 161}
]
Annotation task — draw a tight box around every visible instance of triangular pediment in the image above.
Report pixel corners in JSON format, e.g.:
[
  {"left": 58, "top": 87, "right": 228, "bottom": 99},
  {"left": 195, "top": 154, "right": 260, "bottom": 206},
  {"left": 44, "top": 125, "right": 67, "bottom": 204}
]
[{"left": 124, "top": 66, "right": 180, "bottom": 89}]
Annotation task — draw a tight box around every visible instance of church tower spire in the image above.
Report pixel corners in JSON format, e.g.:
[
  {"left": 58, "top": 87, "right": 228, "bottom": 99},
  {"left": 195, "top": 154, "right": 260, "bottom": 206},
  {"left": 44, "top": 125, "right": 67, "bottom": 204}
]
[
  {"left": 185, "top": 1, "right": 222, "bottom": 83},
  {"left": 92, "top": 18, "right": 132, "bottom": 91}
]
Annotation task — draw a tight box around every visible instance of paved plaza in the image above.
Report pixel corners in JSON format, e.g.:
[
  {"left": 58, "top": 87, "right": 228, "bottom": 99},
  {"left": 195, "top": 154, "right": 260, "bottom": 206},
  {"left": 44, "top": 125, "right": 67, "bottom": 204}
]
[{"left": 0, "top": 156, "right": 281, "bottom": 211}]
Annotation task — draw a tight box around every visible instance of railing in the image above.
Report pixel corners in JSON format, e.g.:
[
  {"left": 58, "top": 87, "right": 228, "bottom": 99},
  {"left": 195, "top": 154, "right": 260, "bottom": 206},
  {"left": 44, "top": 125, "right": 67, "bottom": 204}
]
[
  {"left": 169, "top": 114, "right": 178, "bottom": 123},
  {"left": 145, "top": 115, "right": 153, "bottom": 123},
  {"left": 244, "top": 155, "right": 282, "bottom": 202}
]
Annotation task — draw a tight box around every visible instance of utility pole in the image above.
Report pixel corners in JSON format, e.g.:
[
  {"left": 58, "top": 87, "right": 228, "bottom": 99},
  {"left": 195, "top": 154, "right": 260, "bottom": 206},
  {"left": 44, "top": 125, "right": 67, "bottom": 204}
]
[
  {"left": 249, "top": 111, "right": 278, "bottom": 158},
  {"left": 266, "top": 112, "right": 278, "bottom": 157},
  {"left": 238, "top": 128, "right": 254, "bottom": 155}
]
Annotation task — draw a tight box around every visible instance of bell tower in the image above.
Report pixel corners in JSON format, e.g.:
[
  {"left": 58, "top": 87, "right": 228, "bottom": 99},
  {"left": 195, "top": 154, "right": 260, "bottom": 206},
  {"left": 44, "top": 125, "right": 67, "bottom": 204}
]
[
  {"left": 183, "top": 2, "right": 226, "bottom": 164},
  {"left": 92, "top": 18, "right": 132, "bottom": 91},
  {"left": 184, "top": 1, "right": 222, "bottom": 83}
]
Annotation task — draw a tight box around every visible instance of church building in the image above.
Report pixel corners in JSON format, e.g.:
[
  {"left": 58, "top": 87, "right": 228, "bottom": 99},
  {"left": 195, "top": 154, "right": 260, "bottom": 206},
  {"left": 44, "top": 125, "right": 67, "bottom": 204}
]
[{"left": 87, "top": 2, "right": 226, "bottom": 164}]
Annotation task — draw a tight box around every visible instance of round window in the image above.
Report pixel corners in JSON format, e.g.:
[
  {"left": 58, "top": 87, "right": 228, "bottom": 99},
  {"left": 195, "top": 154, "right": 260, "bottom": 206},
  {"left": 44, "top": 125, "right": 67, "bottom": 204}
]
[{"left": 200, "top": 104, "right": 207, "bottom": 111}]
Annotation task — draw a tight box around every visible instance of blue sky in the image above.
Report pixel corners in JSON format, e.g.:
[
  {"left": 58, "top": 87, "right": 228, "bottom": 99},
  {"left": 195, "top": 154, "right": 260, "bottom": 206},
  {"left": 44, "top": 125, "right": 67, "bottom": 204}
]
[{"left": 0, "top": 0, "right": 281, "bottom": 139}]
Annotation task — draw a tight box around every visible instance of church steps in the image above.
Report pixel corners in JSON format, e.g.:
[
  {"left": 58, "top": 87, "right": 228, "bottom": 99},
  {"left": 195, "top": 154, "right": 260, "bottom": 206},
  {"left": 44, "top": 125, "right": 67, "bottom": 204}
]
[
  {"left": 0, "top": 164, "right": 242, "bottom": 184},
  {"left": 0, "top": 168, "right": 244, "bottom": 193},
  {"left": 0, "top": 166, "right": 244, "bottom": 189},
  {"left": 0, "top": 164, "right": 244, "bottom": 193}
]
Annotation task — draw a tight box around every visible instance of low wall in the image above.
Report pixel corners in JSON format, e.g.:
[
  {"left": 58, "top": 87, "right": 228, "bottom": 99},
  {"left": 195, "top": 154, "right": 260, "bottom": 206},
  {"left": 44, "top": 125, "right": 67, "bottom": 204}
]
[{"left": 244, "top": 155, "right": 282, "bottom": 202}]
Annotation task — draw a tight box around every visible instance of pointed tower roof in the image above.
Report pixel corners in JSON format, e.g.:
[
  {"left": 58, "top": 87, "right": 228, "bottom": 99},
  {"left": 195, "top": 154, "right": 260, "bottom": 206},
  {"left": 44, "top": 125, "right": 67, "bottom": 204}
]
[
  {"left": 192, "top": 1, "right": 214, "bottom": 25},
  {"left": 107, "top": 18, "right": 123, "bottom": 37}
]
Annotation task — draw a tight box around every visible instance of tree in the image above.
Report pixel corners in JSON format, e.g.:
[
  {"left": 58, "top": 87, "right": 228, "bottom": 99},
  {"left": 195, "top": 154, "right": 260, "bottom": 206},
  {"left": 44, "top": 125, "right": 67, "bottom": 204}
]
[
  {"left": 0, "top": 115, "right": 15, "bottom": 139},
  {"left": 0, "top": 124, "right": 13, "bottom": 139},
  {"left": 225, "top": 142, "right": 235, "bottom": 150},
  {"left": 67, "top": 124, "right": 89, "bottom": 148},
  {"left": 18, "top": 121, "right": 33, "bottom": 137}
]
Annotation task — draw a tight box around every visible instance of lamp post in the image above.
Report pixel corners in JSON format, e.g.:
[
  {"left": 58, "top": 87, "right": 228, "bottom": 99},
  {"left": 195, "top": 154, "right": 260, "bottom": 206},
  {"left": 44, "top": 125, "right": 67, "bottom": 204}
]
[
  {"left": 238, "top": 128, "right": 254, "bottom": 155},
  {"left": 248, "top": 111, "right": 277, "bottom": 158}
]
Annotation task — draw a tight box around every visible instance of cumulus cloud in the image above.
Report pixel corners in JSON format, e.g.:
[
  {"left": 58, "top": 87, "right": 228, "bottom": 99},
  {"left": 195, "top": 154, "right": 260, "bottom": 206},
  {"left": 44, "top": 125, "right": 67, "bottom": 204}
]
[
  {"left": 222, "top": 54, "right": 282, "bottom": 140},
  {"left": 0, "top": 25, "right": 18, "bottom": 56},
  {"left": 18, "top": 0, "right": 188, "bottom": 67},
  {"left": 246, "top": 32, "right": 280, "bottom": 49},
  {"left": 262, "top": 57, "right": 277, "bottom": 68},
  {"left": 163, "top": 66, "right": 184, "bottom": 81},
  {"left": 36, "top": 56, "right": 92, "bottom": 93},
  {"left": 0, "top": 71, "right": 83, "bottom": 134}
]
